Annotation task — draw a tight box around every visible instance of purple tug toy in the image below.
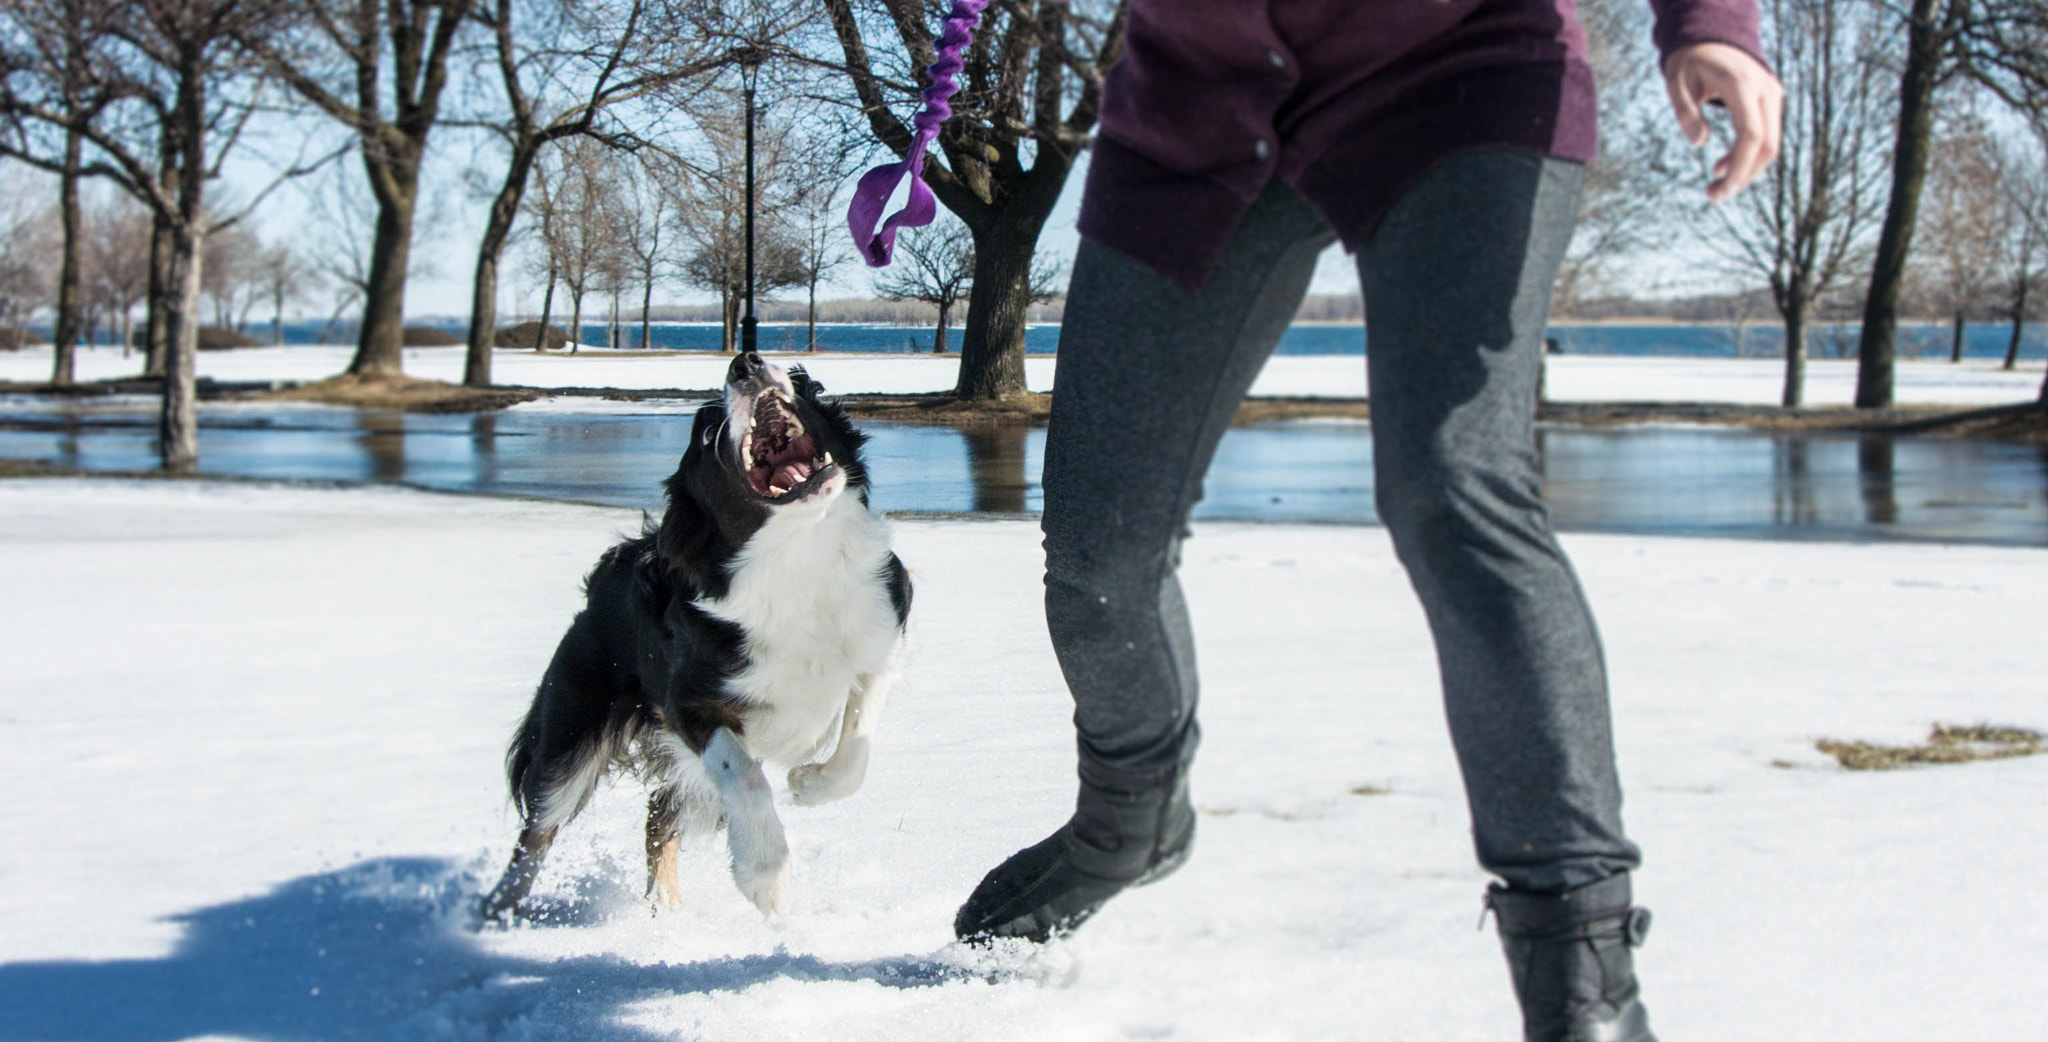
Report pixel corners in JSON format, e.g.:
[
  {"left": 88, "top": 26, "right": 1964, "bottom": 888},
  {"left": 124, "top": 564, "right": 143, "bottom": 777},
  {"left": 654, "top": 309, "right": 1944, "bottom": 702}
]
[{"left": 845, "top": 0, "right": 990, "bottom": 268}]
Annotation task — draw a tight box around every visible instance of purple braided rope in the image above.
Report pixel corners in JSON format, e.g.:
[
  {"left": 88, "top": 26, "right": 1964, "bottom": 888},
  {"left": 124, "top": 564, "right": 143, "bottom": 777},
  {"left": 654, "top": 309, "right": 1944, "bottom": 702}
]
[{"left": 846, "top": 0, "right": 989, "bottom": 268}]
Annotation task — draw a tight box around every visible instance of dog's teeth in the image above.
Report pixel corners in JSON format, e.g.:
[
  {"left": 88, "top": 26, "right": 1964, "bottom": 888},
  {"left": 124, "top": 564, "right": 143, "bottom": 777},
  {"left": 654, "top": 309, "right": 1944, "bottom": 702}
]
[{"left": 821, "top": 451, "right": 833, "bottom": 465}]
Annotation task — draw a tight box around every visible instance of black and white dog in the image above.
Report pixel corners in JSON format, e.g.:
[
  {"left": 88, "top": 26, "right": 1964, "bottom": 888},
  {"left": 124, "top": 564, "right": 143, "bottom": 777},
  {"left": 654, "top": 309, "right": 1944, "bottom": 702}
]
[{"left": 480, "top": 352, "right": 911, "bottom": 921}]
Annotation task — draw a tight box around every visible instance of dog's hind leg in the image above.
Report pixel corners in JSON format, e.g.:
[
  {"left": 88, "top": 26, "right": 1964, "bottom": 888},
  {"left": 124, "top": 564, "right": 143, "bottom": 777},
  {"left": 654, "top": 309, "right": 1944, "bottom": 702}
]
[
  {"left": 703, "top": 727, "right": 790, "bottom": 916},
  {"left": 645, "top": 788, "right": 685, "bottom": 911},
  {"left": 480, "top": 823, "right": 558, "bottom": 924},
  {"left": 479, "top": 644, "right": 618, "bottom": 924},
  {"left": 644, "top": 776, "right": 722, "bottom": 911},
  {"left": 788, "top": 667, "right": 896, "bottom": 806}
]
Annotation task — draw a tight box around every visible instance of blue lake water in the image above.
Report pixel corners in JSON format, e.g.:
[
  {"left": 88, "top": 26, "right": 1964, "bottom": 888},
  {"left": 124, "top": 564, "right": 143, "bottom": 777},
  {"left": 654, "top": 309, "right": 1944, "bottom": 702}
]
[
  {"left": 4, "top": 400, "right": 2044, "bottom": 546},
  {"left": 44, "top": 320, "right": 2048, "bottom": 361}
]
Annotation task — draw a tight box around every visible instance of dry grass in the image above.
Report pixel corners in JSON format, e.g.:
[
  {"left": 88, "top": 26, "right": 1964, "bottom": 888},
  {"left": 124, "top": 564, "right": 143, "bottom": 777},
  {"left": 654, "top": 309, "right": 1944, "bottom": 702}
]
[
  {"left": 1816, "top": 723, "right": 2045, "bottom": 771},
  {"left": 262, "top": 374, "right": 543, "bottom": 413},
  {"left": 838, "top": 393, "right": 1053, "bottom": 426}
]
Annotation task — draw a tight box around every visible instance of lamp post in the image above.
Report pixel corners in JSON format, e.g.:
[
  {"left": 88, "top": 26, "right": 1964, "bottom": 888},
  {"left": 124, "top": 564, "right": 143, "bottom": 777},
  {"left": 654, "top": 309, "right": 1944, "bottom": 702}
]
[{"left": 738, "top": 46, "right": 762, "bottom": 356}]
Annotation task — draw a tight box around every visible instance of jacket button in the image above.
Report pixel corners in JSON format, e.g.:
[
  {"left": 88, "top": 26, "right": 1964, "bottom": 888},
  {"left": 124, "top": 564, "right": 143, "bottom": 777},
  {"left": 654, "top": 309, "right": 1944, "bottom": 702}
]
[{"left": 1254, "top": 138, "right": 1272, "bottom": 161}]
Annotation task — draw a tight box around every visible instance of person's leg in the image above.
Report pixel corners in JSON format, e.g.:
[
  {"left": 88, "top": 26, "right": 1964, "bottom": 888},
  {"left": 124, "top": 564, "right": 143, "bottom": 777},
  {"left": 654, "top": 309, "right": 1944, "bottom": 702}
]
[
  {"left": 955, "top": 181, "right": 1336, "bottom": 942},
  {"left": 1358, "top": 149, "right": 1653, "bottom": 1042}
]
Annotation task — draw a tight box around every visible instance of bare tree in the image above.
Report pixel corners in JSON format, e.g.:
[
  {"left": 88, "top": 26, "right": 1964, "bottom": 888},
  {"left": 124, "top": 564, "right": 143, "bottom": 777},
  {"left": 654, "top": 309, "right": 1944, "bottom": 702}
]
[
  {"left": 1857, "top": 1, "right": 2048, "bottom": 405},
  {"left": 1705, "top": 0, "right": 1891, "bottom": 406},
  {"left": 241, "top": 0, "right": 474, "bottom": 379},
  {"left": 781, "top": 131, "right": 861, "bottom": 350},
  {"left": 542, "top": 136, "right": 627, "bottom": 352},
  {"left": 1988, "top": 133, "right": 2048, "bottom": 375},
  {"left": 0, "top": 164, "right": 49, "bottom": 349},
  {"left": 875, "top": 216, "right": 973, "bottom": 353},
  {"left": 0, "top": 0, "right": 120, "bottom": 383},
  {"left": 1, "top": 0, "right": 293, "bottom": 469},
  {"left": 616, "top": 155, "right": 676, "bottom": 350},
  {"left": 458, "top": 0, "right": 737, "bottom": 384},
  {"left": 791, "top": 188, "right": 853, "bottom": 350},
  {"left": 518, "top": 156, "right": 562, "bottom": 348},
  {"left": 254, "top": 239, "right": 320, "bottom": 345},
  {"left": 1913, "top": 109, "right": 2008, "bottom": 362},
  {"left": 824, "top": 0, "right": 1126, "bottom": 398},
  {"left": 81, "top": 190, "right": 150, "bottom": 354},
  {"left": 202, "top": 221, "right": 262, "bottom": 332},
  {"left": 675, "top": 101, "right": 806, "bottom": 353},
  {"left": 1554, "top": 0, "right": 1678, "bottom": 313}
]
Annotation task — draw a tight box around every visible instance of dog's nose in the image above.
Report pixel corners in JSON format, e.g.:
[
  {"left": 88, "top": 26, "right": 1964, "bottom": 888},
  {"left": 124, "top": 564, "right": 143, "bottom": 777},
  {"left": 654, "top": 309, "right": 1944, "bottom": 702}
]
[{"left": 728, "top": 351, "right": 766, "bottom": 386}]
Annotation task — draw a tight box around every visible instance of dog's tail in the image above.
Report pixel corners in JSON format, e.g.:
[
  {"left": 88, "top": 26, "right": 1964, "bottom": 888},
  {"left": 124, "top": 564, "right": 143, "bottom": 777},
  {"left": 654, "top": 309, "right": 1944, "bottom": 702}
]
[{"left": 505, "top": 704, "right": 544, "bottom": 820}]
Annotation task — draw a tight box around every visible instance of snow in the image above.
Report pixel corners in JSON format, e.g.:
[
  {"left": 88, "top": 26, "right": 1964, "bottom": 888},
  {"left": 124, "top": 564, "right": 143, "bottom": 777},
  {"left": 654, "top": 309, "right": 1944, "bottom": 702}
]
[
  {"left": 2, "top": 479, "right": 2044, "bottom": 1040},
  {"left": 3, "top": 341, "right": 2044, "bottom": 405}
]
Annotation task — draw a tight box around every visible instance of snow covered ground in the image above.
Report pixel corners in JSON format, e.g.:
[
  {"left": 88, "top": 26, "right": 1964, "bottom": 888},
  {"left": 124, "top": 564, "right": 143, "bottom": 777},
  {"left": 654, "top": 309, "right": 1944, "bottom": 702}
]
[
  {"left": 2, "top": 341, "right": 2044, "bottom": 405},
  {"left": 1, "top": 480, "right": 2043, "bottom": 1041}
]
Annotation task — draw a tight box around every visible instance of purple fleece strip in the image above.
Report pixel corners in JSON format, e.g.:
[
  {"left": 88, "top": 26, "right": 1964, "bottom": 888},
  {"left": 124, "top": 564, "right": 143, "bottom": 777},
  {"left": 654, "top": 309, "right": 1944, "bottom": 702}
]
[{"left": 846, "top": 0, "right": 989, "bottom": 268}]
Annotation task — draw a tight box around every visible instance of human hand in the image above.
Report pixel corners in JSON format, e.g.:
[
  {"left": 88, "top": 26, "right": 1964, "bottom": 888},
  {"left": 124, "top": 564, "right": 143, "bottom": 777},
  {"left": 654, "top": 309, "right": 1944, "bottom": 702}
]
[{"left": 1663, "top": 42, "right": 1783, "bottom": 203}]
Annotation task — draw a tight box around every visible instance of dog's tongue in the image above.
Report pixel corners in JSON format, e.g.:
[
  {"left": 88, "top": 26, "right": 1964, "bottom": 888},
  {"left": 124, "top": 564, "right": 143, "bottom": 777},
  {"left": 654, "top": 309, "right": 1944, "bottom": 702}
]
[{"left": 773, "top": 462, "right": 810, "bottom": 491}]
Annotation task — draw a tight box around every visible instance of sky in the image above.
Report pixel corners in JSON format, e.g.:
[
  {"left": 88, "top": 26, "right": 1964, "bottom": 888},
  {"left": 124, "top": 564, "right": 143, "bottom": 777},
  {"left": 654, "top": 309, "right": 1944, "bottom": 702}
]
[{"left": 224, "top": 138, "right": 1732, "bottom": 324}]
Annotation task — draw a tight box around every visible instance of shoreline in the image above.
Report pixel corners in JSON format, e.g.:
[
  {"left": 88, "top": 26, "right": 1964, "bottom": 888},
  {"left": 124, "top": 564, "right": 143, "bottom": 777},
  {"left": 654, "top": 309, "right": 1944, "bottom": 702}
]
[{"left": 4, "top": 372, "right": 2044, "bottom": 443}]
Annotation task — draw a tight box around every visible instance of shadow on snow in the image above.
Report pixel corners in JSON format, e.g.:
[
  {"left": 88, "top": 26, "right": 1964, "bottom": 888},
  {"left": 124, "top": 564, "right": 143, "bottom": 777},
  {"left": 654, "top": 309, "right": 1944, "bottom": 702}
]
[{"left": 0, "top": 857, "right": 988, "bottom": 1042}]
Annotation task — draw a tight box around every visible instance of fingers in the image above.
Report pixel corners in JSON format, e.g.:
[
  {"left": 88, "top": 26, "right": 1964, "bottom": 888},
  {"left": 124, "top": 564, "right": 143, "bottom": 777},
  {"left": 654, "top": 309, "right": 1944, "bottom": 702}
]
[
  {"left": 1665, "top": 68, "right": 1709, "bottom": 148},
  {"left": 1708, "top": 80, "right": 1767, "bottom": 202},
  {"left": 1665, "top": 43, "right": 1784, "bottom": 203}
]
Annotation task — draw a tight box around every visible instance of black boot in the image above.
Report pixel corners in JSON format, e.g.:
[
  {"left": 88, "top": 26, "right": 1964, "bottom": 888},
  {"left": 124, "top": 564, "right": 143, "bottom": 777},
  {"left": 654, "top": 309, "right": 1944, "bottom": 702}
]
[
  {"left": 954, "top": 756, "right": 1195, "bottom": 943},
  {"left": 1487, "top": 874, "right": 1658, "bottom": 1042}
]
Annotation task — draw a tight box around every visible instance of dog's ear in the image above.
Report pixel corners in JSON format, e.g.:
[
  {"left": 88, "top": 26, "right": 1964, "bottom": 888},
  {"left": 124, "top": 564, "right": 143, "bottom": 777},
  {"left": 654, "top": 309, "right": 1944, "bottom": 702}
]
[
  {"left": 657, "top": 470, "right": 713, "bottom": 588},
  {"left": 789, "top": 365, "right": 824, "bottom": 398}
]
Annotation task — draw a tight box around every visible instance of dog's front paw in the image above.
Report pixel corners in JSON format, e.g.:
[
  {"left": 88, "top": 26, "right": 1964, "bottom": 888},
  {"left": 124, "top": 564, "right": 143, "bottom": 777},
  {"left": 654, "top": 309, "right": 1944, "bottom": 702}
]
[
  {"left": 787, "top": 762, "right": 856, "bottom": 806},
  {"left": 732, "top": 847, "right": 791, "bottom": 916},
  {"left": 728, "top": 825, "right": 791, "bottom": 916}
]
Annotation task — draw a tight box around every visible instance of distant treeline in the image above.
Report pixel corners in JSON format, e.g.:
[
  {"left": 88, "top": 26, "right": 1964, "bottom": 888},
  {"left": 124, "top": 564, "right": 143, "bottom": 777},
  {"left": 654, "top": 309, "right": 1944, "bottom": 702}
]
[{"left": 644, "top": 298, "right": 1069, "bottom": 325}]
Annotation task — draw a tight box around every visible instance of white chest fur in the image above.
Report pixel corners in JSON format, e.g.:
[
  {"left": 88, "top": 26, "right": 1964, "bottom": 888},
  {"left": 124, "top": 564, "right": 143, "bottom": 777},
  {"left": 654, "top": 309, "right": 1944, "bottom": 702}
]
[{"left": 696, "top": 493, "right": 903, "bottom": 766}]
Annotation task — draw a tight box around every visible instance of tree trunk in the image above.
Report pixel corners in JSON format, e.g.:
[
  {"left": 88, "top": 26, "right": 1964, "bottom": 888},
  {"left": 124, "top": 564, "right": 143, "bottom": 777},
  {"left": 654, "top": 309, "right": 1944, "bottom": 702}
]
[
  {"left": 1949, "top": 310, "right": 1965, "bottom": 363},
  {"left": 1855, "top": 0, "right": 1945, "bottom": 409},
  {"left": 145, "top": 217, "right": 170, "bottom": 377},
  {"left": 954, "top": 225, "right": 1038, "bottom": 398},
  {"left": 569, "top": 291, "right": 584, "bottom": 354},
  {"left": 51, "top": 125, "right": 83, "bottom": 386},
  {"left": 536, "top": 274, "right": 556, "bottom": 351},
  {"left": 933, "top": 301, "right": 951, "bottom": 355},
  {"left": 2004, "top": 278, "right": 2028, "bottom": 370},
  {"left": 1782, "top": 300, "right": 1809, "bottom": 408},
  {"left": 160, "top": 220, "right": 203, "bottom": 472},
  {"left": 807, "top": 279, "right": 818, "bottom": 351},
  {"left": 349, "top": 158, "right": 420, "bottom": 379},
  {"left": 640, "top": 273, "right": 653, "bottom": 350},
  {"left": 119, "top": 309, "right": 134, "bottom": 362},
  {"left": 464, "top": 143, "right": 541, "bottom": 386},
  {"left": 608, "top": 292, "right": 620, "bottom": 350},
  {"left": 729, "top": 290, "right": 745, "bottom": 356}
]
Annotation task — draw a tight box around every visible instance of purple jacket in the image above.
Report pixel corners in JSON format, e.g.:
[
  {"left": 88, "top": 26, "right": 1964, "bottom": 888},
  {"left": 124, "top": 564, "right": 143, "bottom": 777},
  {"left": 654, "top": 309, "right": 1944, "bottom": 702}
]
[{"left": 1077, "top": 0, "right": 1763, "bottom": 291}]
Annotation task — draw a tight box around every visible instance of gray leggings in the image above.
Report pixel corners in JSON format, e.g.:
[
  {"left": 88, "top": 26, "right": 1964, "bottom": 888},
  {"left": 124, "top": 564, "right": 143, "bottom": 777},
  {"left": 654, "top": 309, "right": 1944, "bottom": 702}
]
[{"left": 1043, "top": 150, "right": 1639, "bottom": 892}]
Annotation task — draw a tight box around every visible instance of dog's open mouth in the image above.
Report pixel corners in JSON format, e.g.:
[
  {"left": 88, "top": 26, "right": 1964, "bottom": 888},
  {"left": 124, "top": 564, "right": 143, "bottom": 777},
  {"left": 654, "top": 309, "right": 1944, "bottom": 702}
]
[{"left": 740, "top": 390, "right": 836, "bottom": 500}]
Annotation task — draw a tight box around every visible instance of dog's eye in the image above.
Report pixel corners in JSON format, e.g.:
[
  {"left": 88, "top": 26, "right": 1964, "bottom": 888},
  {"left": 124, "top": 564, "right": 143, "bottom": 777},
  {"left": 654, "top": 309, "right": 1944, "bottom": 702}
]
[{"left": 701, "top": 426, "right": 717, "bottom": 447}]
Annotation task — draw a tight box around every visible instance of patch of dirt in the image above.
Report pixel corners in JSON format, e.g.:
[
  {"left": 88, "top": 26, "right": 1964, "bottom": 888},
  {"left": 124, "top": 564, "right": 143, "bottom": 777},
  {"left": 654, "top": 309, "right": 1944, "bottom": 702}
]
[
  {"left": 839, "top": 393, "right": 1053, "bottom": 426},
  {"left": 1816, "top": 723, "right": 2045, "bottom": 771},
  {"left": 0, "top": 458, "right": 56, "bottom": 477},
  {"left": 494, "top": 323, "right": 572, "bottom": 351},
  {"left": 262, "top": 374, "right": 543, "bottom": 413},
  {"left": 1539, "top": 400, "right": 2048, "bottom": 441},
  {"left": 831, "top": 394, "right": 2048, "bottom": 441},
  {"left": 197, "top": 327, "right": 264, "bottom": 350},
  {"left": 402, "top": 326, "right": 465, "bottom": 347}
]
